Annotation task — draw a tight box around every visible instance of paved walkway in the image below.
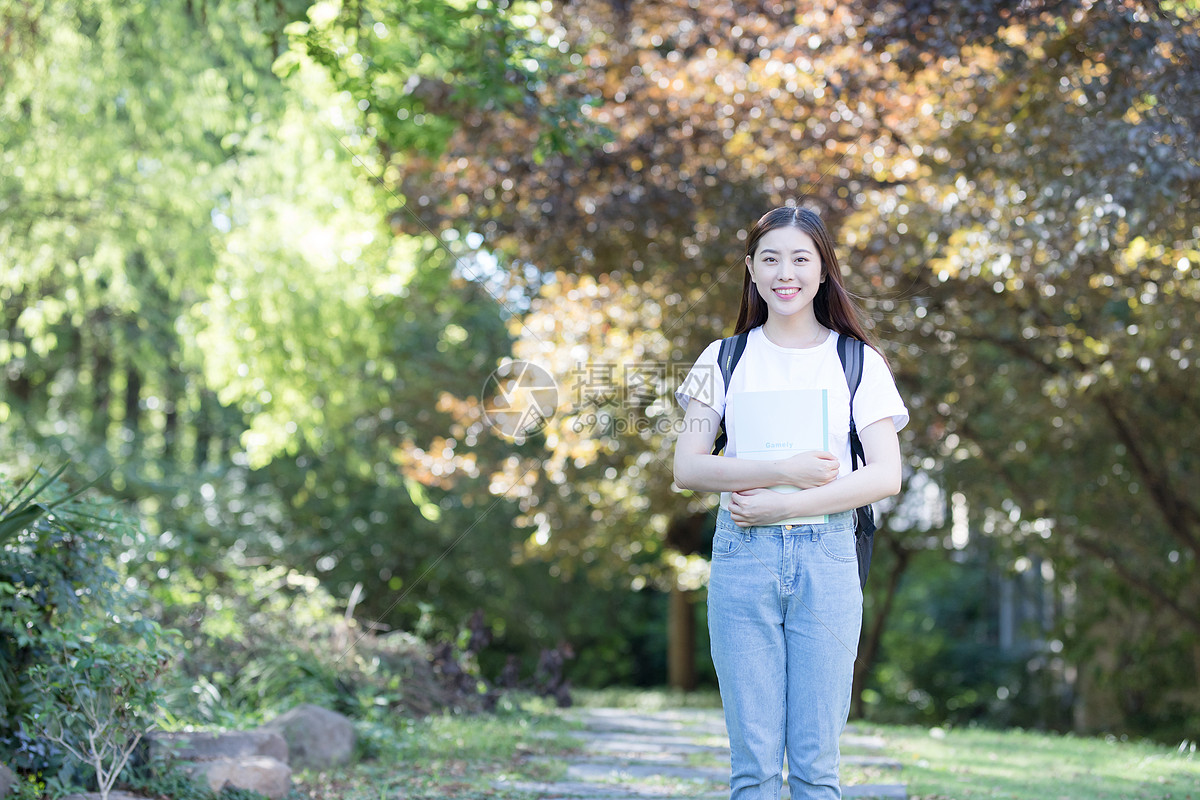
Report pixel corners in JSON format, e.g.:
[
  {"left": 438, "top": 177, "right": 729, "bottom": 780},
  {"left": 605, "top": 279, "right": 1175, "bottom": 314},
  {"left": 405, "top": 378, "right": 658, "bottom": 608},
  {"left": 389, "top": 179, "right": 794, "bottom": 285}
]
[{"left": 499, "top": 707, "right": 907, "bottom": 799}]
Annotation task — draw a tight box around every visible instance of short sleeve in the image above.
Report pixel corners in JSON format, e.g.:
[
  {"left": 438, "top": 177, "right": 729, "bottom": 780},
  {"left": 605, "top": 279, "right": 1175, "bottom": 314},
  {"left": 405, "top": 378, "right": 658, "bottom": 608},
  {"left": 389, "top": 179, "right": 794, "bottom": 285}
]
[
  {"left": 853, "top": 346, "right": 909, "bottom": 432},
  {"left": 674, "top": 339, "right": 725, "bottom": 416}
]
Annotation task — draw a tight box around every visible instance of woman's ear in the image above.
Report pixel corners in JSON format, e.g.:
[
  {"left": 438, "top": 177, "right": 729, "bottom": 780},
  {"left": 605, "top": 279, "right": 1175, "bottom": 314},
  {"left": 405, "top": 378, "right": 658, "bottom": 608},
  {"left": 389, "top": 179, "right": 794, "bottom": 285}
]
[{"left": 745, "top": 254, "right": 754, "bottom": 279}]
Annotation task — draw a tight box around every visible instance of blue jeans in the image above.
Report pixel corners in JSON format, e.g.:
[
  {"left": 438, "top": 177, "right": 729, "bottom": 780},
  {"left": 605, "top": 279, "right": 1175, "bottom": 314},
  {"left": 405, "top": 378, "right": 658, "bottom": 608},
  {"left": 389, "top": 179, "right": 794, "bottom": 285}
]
[{"left": 709, "top": 506, "right": 863, "bottom": 800}]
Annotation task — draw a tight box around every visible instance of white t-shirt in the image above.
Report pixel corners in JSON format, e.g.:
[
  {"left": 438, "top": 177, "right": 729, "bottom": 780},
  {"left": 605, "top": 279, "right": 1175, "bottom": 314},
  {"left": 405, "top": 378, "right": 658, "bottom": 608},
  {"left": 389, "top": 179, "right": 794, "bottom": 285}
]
[{"left": 674, "top": 325, "right": 909, "bottom": 511}]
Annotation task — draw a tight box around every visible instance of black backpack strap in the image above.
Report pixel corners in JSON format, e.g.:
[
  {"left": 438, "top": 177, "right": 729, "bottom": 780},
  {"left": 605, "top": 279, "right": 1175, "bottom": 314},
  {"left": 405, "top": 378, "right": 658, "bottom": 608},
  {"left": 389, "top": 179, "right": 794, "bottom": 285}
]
[
  {"left": 711, "top": 331, "right": 749, "bottom": 455},
  {"left": 837, "top": 334, "right": 866, "bottom": 470},
  {"left": 719, "top": 331, "right": 749, "bottom": 388},
  {"left": 838, "top": 334, "right": 877, "bottom": 588}
]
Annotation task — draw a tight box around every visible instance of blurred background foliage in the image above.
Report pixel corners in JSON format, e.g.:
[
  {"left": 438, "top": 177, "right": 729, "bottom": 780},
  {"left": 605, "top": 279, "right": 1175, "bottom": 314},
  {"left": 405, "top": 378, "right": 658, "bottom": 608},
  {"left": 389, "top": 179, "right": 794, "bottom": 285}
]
[{"left": 1, "top": 0, "right": 1197, "bottom": 771}]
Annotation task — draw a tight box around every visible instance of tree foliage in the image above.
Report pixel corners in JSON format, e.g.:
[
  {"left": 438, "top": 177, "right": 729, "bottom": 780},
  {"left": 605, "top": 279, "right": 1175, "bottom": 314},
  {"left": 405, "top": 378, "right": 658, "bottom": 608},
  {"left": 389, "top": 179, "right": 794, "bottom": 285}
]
[
  {"left": 3, "top": 0, "right": 1198, "bottom": 737},
  {"left": 0, "top": 466, "right": 165, "bottom": 793},
  {"left": 1, "top": 0, "right": 602, "bottom": 689},
  {"left": 845, "top": 0, "right": 1199, "bottom": 735},
  {"left": 304, "top": 0, "right": 1198, "bottom": 734}
]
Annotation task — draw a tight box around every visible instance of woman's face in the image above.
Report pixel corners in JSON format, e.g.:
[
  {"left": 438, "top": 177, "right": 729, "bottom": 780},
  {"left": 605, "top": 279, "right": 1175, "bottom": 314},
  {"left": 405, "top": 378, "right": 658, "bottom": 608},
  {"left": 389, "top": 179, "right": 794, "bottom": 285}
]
[{"left": 745, "top": 225, "right": 824, "bottom": 318}]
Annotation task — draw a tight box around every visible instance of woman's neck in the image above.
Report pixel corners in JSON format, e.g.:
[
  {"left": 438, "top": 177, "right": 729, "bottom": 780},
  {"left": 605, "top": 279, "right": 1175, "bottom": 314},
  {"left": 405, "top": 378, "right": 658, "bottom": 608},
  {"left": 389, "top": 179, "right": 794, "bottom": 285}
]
[{"left": 761, "top": 314, "right": 827, "bottom": 349}]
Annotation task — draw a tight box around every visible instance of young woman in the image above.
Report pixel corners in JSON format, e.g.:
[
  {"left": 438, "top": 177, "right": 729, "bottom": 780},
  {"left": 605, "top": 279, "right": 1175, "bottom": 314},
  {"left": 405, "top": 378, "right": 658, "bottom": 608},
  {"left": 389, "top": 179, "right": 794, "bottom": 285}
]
[{"left": 673, "top": 207, "right": 908, "bottom": 800}]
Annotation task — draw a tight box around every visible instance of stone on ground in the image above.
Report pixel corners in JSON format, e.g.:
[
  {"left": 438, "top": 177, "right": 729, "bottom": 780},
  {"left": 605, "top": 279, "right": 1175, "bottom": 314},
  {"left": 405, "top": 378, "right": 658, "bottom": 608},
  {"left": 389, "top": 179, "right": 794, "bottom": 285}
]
[
  {"left": 181, "top": 755, "right": 292, "bottom": 799},
  {"left": 147, "top": 729, "right": 288, "bottom": 763},
  {"left": 258, "top": 703, "right": 355, "bottom": 769}
]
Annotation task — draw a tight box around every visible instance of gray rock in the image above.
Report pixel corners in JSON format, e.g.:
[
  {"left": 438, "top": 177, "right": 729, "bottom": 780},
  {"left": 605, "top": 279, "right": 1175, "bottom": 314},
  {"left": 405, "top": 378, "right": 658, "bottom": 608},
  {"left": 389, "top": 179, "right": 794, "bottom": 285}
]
[
  {"left": 147, "top": 729, "right": 288, "bottom": 763},
  {"left": 564, "top": 708, "right": 729, "bottom": 737},
  {"left": 841, "top": 785, "right": 908, "bottom": 798},
  {"left": 496, "top": 780, "right": 677, "bottom": 797},
  {"left": 259, "top": 704, "right": 355, "bottom": 769},
  {"left": 564, "top": 759, "right": 728, "bottom": 783},
  {"left": 181, "top": 756, "right": 291, "bottom": 799},
  {"left": 841, "top": 733, "right": 889, "bottom": 750},
  {"left": 841, "top": 753, "right": 903, "bottom": 768},
  {"left": 0, "top": 764, "right": 15, "bottom": 796},
  {"left": 573, "top": 729, "right": 730, "bottom": 755}
]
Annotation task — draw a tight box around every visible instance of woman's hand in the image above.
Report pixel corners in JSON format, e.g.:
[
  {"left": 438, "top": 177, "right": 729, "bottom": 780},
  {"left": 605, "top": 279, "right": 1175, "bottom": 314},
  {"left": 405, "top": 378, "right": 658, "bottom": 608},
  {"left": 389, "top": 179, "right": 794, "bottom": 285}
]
[
  {"left": 777, "top": 450, "right": 840, "bottom": 488},
  {"left": 729, "top": 488, "right": 794, "bottom": 527}
]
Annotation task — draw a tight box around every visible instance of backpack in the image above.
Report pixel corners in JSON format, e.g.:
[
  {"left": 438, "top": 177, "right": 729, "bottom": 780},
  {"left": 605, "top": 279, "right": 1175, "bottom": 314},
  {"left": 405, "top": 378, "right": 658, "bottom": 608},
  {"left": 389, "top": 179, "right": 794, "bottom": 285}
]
[{"left": 709, "top": 331, "right": 877, "bottom": 588}]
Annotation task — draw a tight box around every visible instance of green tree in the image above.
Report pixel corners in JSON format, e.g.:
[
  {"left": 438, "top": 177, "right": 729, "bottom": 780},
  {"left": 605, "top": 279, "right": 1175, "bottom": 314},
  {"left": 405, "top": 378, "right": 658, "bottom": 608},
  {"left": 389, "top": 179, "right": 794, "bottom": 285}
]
[
  {"left": 300, "top": 0, "right": 1199, "bottom": 732},
  {"left": 1, "top": 0, "right": 608, "bottom": 684},
  {"left": 361, "top": 0, "right": 948, "bottom": 693},
  {"left": 844, "top": 0, "right": 1200, "bottom": 736}
]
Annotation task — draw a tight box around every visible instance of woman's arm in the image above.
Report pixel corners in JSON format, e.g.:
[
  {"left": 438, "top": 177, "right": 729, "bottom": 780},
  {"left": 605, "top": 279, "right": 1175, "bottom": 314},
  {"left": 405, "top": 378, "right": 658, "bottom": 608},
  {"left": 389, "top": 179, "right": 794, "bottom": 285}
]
[
  {"left": 672, "top": 398, "right": 840, "bottom": 493},
  {"left": 727, "top": 417, "right": 901, "bottom": 527}
]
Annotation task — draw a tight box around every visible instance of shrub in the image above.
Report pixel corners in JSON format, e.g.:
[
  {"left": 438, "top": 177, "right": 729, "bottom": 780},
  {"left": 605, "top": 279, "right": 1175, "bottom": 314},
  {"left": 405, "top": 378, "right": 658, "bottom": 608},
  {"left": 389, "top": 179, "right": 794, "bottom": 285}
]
[
  {"left": 0, "top": 465, "right": 168, "bottom": 796},
  {"left": 1, "top": 466, "right": 125, "bottom": 735},
  {"left": 152, "top": 562, "right": 460, "bottom": 726},
  {"left": 28, "top": 619, "right": 170, "bottom": 800}
]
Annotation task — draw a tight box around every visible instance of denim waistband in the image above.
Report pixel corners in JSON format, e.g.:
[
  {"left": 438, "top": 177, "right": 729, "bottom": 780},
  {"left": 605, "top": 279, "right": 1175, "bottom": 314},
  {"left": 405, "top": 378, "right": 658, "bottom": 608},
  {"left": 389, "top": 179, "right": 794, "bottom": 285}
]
[{"left": 716, "top": 505, "right": 854, "bottom": 534}]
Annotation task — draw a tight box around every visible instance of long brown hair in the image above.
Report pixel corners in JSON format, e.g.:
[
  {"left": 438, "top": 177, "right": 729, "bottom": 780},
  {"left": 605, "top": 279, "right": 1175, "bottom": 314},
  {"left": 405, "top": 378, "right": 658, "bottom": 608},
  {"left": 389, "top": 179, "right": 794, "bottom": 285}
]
[{"left": 733, "top": 207, "right": 883, "bottom": 358}]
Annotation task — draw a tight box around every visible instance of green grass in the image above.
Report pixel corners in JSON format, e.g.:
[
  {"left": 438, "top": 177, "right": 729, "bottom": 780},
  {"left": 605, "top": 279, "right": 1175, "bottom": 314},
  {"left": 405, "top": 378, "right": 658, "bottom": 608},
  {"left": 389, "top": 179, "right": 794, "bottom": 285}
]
[
  {"left": 576, "top": 689, "right": 1199, "bottom": 798},
  {"left": 287, "top": 693, "right": 581, "bottom": 800},
  {"left": 872, "top": 723, "right": 1199, "bottom": 800},
  {"left": 218, "top": 687, "right": 1199, "bottom": 800}
]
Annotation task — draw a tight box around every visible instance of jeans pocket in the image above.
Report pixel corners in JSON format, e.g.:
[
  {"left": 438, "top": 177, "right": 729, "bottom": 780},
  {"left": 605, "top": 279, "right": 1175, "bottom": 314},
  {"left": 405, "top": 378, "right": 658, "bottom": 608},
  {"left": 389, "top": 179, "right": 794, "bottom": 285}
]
[
  {"left": 819, "top": 530, "right": 857, "bottom": 563},
  {"left": 712, "top": 528, "right": 746, "bottom": 557}
]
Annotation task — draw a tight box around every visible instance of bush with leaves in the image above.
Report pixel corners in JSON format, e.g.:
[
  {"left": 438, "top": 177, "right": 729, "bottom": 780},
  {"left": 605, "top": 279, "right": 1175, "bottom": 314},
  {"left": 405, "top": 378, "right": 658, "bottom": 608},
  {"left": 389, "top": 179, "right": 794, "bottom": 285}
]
[
  {"left": 150, "top": 562, "right": 510, "bottom": 727},
  {"left": 0, "top": 465, "right": 169, "bottom": 795},
  {"left": 150, "top": 564, "right": 370, "bottom": 726},
  {"left": 28, "top": 619, "right": 171, "bottom": 800},
  {"left": 1, "top": 466, "right": 122, "bottom": 733}
]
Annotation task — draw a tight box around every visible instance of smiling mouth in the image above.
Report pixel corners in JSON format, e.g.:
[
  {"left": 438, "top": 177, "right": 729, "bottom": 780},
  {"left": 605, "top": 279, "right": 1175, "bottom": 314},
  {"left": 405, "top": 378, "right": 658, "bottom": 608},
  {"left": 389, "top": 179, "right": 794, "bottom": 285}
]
[{"left": 773, "top": 287, "right": 799, "bottom": 297}]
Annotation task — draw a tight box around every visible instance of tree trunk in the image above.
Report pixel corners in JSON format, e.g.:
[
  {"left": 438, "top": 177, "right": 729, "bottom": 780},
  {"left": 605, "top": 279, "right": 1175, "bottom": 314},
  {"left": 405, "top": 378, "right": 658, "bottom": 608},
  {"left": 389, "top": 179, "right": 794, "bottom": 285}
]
[
  {"left": 194, "top": 390, "right": 213, "bottom": 469},
  {"left": 668, "top": 585, "right": 696, "bottom": 691},
  {"left": 851, "top": 537, "right": 911, "bottom": 718},
  {"left": 87, "top": 309, "right": 113, "bottom": 442},
  {"left": 162, "top": 365, "right": 179, "bottom": 462},
  {"left": 665, "top": 511, "right": 712, "bottom": 691},
  {"left": 124, "top": 362, "right": 141, "bottom": 442},
  {"left": 2, "top": 293, "right": 32, "bottom": 405}
]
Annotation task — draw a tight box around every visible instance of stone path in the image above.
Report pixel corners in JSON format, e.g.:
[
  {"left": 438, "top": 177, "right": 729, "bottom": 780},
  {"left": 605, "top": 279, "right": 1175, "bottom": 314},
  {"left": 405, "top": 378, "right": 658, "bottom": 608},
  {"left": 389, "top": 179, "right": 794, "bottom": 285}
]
[{"left": 498, "top": 707, "right": 907, "bottom": 799}]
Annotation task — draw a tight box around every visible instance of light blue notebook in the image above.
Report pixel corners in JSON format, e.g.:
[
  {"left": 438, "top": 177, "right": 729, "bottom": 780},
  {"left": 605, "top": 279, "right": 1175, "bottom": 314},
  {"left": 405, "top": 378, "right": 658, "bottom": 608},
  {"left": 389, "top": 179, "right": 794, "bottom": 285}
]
[{"left": 731, "top": 389, "right": 829, "bottom": 525}]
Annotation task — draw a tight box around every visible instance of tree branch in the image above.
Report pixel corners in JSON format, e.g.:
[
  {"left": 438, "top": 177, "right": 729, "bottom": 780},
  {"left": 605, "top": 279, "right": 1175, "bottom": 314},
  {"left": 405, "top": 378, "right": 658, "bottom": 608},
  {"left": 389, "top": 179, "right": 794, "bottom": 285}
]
[
  {"left": 1073, "top": 533, "right": 1200, "bottom": 635},
  {"left": 954, "top": 323, "right": 1200, "bottom": 559},
  {"left": 1093, "top": 391, "right": 1200, "bottom": 556},
  {"left": 957, "top": 414, "right": 1200, "bottom": 636}
]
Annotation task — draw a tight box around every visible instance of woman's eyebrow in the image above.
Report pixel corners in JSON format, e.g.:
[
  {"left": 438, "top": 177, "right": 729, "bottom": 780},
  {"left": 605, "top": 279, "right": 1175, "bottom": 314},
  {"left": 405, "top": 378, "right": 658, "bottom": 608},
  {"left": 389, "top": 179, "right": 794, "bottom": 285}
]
[{"left": 760, "top": 247, "right": 814, "bottom": 255}]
